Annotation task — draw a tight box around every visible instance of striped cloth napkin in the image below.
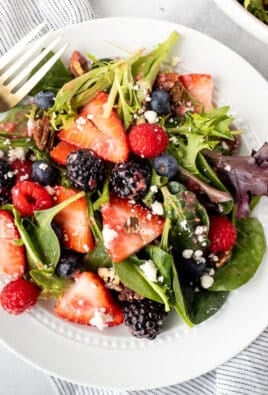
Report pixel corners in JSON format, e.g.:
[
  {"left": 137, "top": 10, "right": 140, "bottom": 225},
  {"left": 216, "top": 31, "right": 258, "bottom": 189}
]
[{"left": 1, "top": 1, "right": 268, "bottom": 394}]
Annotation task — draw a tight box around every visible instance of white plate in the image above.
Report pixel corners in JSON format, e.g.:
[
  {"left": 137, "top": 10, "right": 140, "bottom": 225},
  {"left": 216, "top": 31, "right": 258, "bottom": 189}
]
[
  {"left": 214, "top": 0, "right": 268, "bottom": 44},
  {"left": 1, "top": 17, "right": 268, "bottom": 391}
]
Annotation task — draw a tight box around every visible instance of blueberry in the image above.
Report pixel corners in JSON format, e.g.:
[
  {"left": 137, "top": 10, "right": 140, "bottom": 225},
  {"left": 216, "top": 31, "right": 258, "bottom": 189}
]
[
  {"left": 181, "top": 258, "right": 208, "bottom": 284},
  {"left": 55, "top": 251, "right": 84, "bottom": 278},
  {"left": 34, "top": 90, "right": 55, "bottom": 109},
  {"left": 31, "top": 160, "right": 59, "bottom": 186},
  {"left": 153, "top": 153, "right": 178, "bottom": 179},
  {"left": 150, "top": 89, "right": 171, "bottom": 115}
]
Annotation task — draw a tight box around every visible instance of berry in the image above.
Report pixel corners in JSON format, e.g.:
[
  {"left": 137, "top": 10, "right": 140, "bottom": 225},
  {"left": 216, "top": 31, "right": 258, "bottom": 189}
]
[
  {"left": 54, "top": 272, "right": 124, "bottom": 327},
  {"left": 179, "top": 74, "right": 213, "bottom": 113},
  {"left": 149, "top": 89, "right": 171, "bottom": 115},
  {"left": 0, "top": 210, "right": 26, "bottom": 278},
  {"left": 53, "top": 186, "right": 94, "bottom": 253},
  {"left": 10, "top": 159, "right": 32, "bottom": 183},
  {"left": 123, "top": 298, "right": 167, "bottom": 339},
  {"left": 208, "top": 216, "right": 237, "bottom": 253},
  {"left": 153, "top": 152, "right": 178, "bottom": 179},
  {"left": 0, "top": 187, "right": 11, "bottom": 205},
  {"left": 0, "top": 278, "right": 39, "bottom": 315},
  {"left": 50, "top": 141, "right": 77, "bottom": 165},
  {"left": 31, "top": 160, "right": 59, "bottom": 186},
  {"left": 128, "top": 123, "right": 168, "bottom": 159},
  {"left": 58, "top": 92, "right": 129, "bottom": 163},
  {"left": 0, "top": 158, "right": 15, "bottom": 189},
  {"left": 110, "top": 159, "right": 151, "bottom": 200},
  {"left": 66, "top": 149, "right": 106, "bottom": 192},
  {"left": 34, "top": 90, "right": 55, "bottom": 109},
  {"left": 55, "top": 251, "right": 84, "bottom": 278},
  {"left": 11, "top": 180, "right": 53, "bottom": 216},
  {"left": 180, "top": 258, "right": 208, "bottom": 284},
  {"left": 101, "top": 197, "right": 164, "bottom": 262}
]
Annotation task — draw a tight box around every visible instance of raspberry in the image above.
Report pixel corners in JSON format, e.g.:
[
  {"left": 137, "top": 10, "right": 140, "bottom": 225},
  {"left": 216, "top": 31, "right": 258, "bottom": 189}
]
[
  {"left": 128, "top": 123, "right": 168, "bottom": 158},
  {"left": 0, "top": 278, "right": 39, "bottom": 315},
  {"left": 208, "top": 216, "right": 237, "bottom": 253},
  {"left": 11, "top": 180, "right": 53, "bottom": 216}
]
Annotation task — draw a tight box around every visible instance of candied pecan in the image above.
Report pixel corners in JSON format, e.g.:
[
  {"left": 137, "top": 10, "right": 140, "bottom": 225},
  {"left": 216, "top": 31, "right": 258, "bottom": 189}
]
[
  {"left": 68, "top": 50, "right": 89, "bottom": 77},
  {"left": 33, "top": 116, "right": 54, "bottom": 151}
]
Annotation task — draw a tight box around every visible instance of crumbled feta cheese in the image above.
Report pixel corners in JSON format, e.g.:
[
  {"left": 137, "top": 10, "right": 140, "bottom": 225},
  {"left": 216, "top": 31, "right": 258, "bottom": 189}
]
[
  {"left": 140, "top": 259, "right": 158, "bottom": 282},
  {"left": 102, "top": 225, "right": 118, "bottom": 248},
  {"left": 151, "top": 201, "right": 164, "bottom": 216},
  {"left": 3, "top": 138, "right": 11, "bottom": 146},
  {"left": 193, "top": 250, "right": 203, "bottom": 259},
  {"left": 180, "top": 219, "right": 188, "bottom": 230},
  {"left": 224, "top": 164, "right": 231, "bottom": 172},
  {"left": 144, "top": 110, "right": 158, "bottom": 124},
  {"left": 171, "top": 56, "right": 181, "bottom": 67},
  {"left": 0, "top": 150, "right": 4, "bottom": 158},
  {"left": 150, "top": 185, "right": 158, "bottom": 193},
  {"left": 89, "top": 309, "right": 113, "bottom": 330},
  {"left": 132, "top": 84, "right": 139, "bottom": 91},
  {"left": 195, "top": 225, "right": 207, "bottom": 235},
  {"left": 39, "top": 162, "right": 48, "bottom": 170},
  {"left": 8, "top": 147, "right": 27, "bottom": 162},
  {"left": 209, "top": 268, "right": 215, "bottom": 276},
  {"left": 87, "top": 114, "right": 94, "bottom": 120},
  {"left": 200, "top": 274, "right": 214, "bottom": 289},
  {"left": 182, "top": 249, "right": 193, "bottom": 259}
]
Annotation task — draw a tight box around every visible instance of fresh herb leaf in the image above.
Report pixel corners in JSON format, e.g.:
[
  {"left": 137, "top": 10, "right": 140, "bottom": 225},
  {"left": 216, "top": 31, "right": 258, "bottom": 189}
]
[
  {"left": 244, "top": 0, "right": 268, "bottom": 24},
  {"left": 211, "top": 217, "right": 266, "bottom": 291},
  {"left": 86, "top": 243, "right": 112, "bottom": 271}
]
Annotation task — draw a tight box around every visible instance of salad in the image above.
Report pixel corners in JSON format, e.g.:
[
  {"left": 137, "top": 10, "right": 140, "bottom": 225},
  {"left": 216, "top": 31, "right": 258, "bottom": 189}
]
[
  {"left": 0, "top": 30, "right": 267, "bottom": 341},
  {"left": 238, "top": 0, "right": 268, "bottom": 24}
]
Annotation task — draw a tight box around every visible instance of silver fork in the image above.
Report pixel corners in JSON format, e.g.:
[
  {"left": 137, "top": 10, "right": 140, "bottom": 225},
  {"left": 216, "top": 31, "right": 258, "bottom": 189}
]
[{"left": 0, "top": 22, "right": 68, "bottom": 112}]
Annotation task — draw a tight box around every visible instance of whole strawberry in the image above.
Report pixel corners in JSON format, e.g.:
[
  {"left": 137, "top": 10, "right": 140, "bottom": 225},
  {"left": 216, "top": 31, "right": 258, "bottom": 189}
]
[
  {"left": 128, "top": 123, "right": 168, "bottom": 158},
  {"left": 208, "top": 216, "right": 237, "bottom": 253},
  {"left": 0, "top": 278, "right": 39, "bottom": 315}
]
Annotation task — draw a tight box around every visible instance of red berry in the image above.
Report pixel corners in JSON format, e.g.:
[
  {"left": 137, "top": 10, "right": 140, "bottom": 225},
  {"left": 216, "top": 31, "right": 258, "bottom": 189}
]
[
  {"left": 128, "top": 123, "right": 168, "bottom": 158},
  {"left": 208, "top": 216, "right": 237, "bottom": 253},
  {"left": 10, "top": 159, "right": 32, "bottom": 183},
  {"left": 0, "top": 278, "right": 39, "bottom": 315},
  {"left": 11, "top": 180, "right": 53, "bottom": 216}
]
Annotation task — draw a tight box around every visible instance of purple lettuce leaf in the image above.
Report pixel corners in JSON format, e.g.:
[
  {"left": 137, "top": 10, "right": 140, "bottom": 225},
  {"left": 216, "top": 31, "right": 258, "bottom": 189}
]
[{"left": 203, "top": 143, "right": 268, "bottom": 218}]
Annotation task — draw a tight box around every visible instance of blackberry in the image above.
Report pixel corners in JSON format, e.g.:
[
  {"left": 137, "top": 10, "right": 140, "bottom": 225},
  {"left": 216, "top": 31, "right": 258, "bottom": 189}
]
[
  {"left": 0, "top": 158, "right": 15, "bottom": 189},
  {"left": 110, "top": 159, "right": 151, "bottom": 200},
  {"left": 66, "top": 149, "right": 106, "bottom": 192},
  {"left": 123, "top": 298, "right": 167, "bottom": 340},
  {"left": 0, "top": 187, "right": 11, "bottom": 205}
]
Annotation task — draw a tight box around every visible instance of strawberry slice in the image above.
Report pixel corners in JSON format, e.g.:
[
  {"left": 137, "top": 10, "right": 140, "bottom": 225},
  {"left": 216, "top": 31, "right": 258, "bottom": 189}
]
[
  {"left": 50, "top": 141, "right": 77, "bottom": 166},
  {"left": 0, "top": 210, "right": 26, "bottom": 278},
  {"left": 53, "top": 186, "right": 94, "bottom": 253},
  {"left": 101, "top": 197, "right": 165, "bottom": 263},
  {"left": 54, "top": 272, "right": 124, "bottom": 327},
  {"left": 58, "top": 92, "right": 129, "bottom": 163},
  {"left": 179, "top": 74, "right": 213, "bottom": 113}
]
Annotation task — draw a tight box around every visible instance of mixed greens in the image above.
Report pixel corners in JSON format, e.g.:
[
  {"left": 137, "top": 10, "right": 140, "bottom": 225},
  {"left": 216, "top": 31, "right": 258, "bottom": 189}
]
[
  {"left": 238, "top": 0, "right": 268, "bottom": 24},
  {"left": 0, "top": 30, "right": 267, "bottom": 338}
]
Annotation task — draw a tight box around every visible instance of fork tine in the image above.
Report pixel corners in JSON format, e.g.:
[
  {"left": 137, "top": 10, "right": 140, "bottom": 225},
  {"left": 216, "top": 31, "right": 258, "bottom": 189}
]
[
  {"left": 0, "top": 32, "right": 51, "bottom": 83},
  {"left": 15, "top": 43, "right": 69, "bottom": 101},
  {"left": 0, "top": 21, "right": 47, "bottom": 70},
  {"left": 8, "top": 35, "right": 63, "bottom": 91}
]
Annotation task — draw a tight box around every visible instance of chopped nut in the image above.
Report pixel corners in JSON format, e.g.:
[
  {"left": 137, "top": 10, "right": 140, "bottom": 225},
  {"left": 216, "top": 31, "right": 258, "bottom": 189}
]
[
  {"left": 118, "top": 287, "right": 144, "bottom": 302},
  {"left": 98, "top": 267, "right": 122, "bottom": 292},
  {"left": 69, "top": 50, "right": 89, "bottom": 77},
  {"left": 33, "top": 115, "right": 54, "bottom": 151},
  {"left": 215, "top": 250, "right": 232, "bottom": 268}
]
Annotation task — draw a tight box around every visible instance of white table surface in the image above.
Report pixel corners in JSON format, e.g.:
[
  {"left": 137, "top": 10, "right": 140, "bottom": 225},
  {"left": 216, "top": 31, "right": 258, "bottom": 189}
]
[{"left": 1, "top": 0, "right": 267, "bottom": 394}]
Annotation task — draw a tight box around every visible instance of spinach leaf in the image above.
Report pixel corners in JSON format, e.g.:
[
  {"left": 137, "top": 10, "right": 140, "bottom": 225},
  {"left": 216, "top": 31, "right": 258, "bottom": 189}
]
[
  {"left": 29, "top": 51, "right": 73, "bottom": 96},
  {"left": 30, "top": 268, "right": 72, "bottom": 298},
  {"left": 29, "top": 191, "right": 85, "bottom": 268},
  {"left": 86, "top": 242, "right": 112, "bottom": 271},
  {"left": 190, "top": 290, "right": 229, "bottom": 324},
  {"left": 161, "top": 184, "right": 209, "bottom": 251},
  {"left": 145, "top": 245, "right": 193, "bottom": 326},
  {"left": 211, "top": 217, "right": 266, "bottom": 291},
  {"left": 114, "top": 258, "right": 169, "bottom": 307},
  {"left": 13, "top": 209, "right": 44, "bottom": 270}
]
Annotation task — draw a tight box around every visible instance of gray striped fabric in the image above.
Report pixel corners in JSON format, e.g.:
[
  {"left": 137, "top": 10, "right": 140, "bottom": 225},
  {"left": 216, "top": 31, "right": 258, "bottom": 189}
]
[{"left": 1, "top": 1, "right": 268, "bottom": 394}]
